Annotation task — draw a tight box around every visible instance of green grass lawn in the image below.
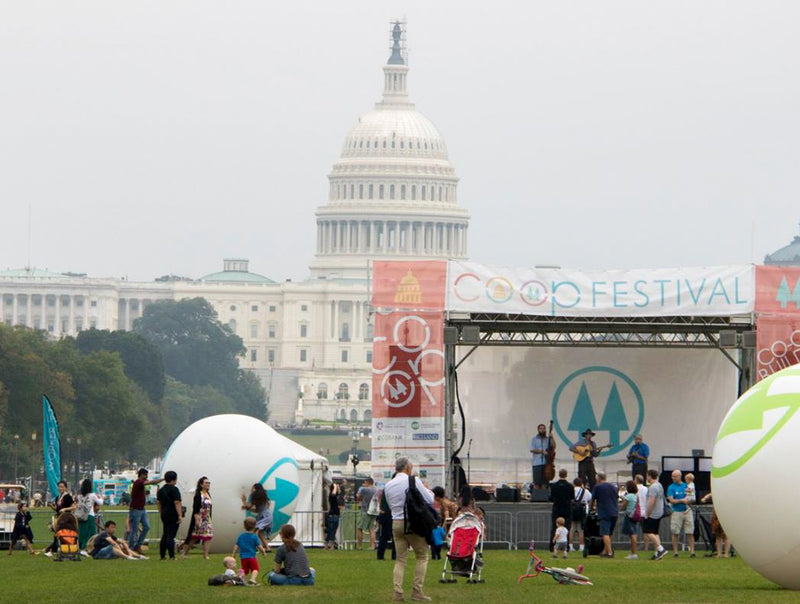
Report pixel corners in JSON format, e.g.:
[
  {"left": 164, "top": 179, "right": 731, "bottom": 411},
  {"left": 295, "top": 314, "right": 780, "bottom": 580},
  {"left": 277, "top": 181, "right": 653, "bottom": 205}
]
[{"left": 1, "top": 547, "right": 794, "bottom": 603}]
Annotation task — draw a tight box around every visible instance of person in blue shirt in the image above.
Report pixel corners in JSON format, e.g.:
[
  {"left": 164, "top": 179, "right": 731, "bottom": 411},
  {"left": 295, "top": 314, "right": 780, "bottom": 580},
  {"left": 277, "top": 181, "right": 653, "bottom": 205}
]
[
  {"left": 233, "top": 517, "right": 267, "bottom": 585},
  {"left": 666, "top": 470, "right": 695, "bottom": 558},
  {"left": 529, "top": 424, "right": 551, "bottom": 491},
  {"left": 627, "top": 435, "right": 649, "bottom": 481}
]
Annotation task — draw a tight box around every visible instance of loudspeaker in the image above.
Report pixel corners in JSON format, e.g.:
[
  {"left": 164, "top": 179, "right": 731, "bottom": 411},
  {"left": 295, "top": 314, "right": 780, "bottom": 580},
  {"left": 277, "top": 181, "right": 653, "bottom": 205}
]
[
  {"left": 471, "top": 486, "right": 492, "bottom": 502},
  {"left": 495, "top": 487, "right": 520, "bottom": 503},
  {"left": 443, "top": 327, "right": 459, "bottom": 345},
  {"left": 529, "top": 489, "right": 550, "bottom": 502}
]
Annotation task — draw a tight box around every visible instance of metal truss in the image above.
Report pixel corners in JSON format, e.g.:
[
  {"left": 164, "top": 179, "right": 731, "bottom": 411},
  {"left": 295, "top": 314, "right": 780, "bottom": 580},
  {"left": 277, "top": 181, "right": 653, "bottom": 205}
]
[{"left": 445, "top": 312, "right": 756, "bottom": 349}]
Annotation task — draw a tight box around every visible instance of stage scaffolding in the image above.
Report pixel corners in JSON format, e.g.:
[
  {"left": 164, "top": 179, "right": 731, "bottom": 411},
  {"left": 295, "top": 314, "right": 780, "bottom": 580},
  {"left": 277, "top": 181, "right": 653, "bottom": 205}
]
[{"left": 442, "top": 312, "right": 757, "bottom": 494}]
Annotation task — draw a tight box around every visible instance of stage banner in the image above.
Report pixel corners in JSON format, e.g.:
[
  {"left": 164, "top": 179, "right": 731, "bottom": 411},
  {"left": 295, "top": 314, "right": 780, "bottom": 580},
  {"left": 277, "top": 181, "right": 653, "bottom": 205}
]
[
  {"left": 453, "top": 347, "right": 738, "bottom": 483},
  {"left": 754, "top": 267, "right": 800, "bottom": 380},
  {"left": 446, "top": 261, "right": 754, "bottom": 317},
  {"left": 371, "top": 261, "right": 446, "bottom": 487},
  {"left": 756, "top": 316, "right": 800, "bottom": 380},
  {"left": 755, "top": 266, "right": 800, "bottom": 314}
]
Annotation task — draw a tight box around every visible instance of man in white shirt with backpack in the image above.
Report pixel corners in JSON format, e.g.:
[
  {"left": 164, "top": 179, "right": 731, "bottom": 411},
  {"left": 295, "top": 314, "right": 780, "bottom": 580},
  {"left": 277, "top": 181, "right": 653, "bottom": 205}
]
[{"left": 383, "top": 456, "right": 435, "bottom": 602}]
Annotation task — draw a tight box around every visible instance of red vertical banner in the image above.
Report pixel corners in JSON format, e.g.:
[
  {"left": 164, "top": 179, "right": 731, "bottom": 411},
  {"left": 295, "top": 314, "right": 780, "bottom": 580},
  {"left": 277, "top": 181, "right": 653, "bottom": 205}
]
[
  {"left": 371, "top": 261, "right": 446, "bottom": 484},
  {"left": 755, "top": 266, "right": 800, "bottom": 380}
]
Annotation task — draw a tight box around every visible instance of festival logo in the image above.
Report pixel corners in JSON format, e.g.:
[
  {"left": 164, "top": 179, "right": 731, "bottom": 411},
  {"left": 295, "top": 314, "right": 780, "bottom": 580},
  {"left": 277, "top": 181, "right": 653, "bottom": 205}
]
[
  {"left": 755, "top": 266, "right": 800, "bottom": 314},
  {"left": 259, "top": 457, "right": 300, "bottom": 529},
  {"left": 712, "top": 365, "right": 800, "bottom": 478},
  {"left": 551, "top": 367, "right": 644, "bottom": 456}
]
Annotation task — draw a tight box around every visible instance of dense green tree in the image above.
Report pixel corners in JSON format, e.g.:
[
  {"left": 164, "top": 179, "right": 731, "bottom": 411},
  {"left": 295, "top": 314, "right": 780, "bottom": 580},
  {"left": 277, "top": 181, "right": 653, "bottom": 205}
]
[
  {"left": 0, "top": 325, "right": 75, "bottom": 435},
  {"left": 161, "top": 377, "right": 236, "bottom": 442},
  {"left": 75, "top": 329, "right": 165, "bottom": 403},
  {"left": 134, "top": 298, "right": 267, "bottom": 420},
  {"left": 47, "top": 339, "right": 162, "bottom": 463}
]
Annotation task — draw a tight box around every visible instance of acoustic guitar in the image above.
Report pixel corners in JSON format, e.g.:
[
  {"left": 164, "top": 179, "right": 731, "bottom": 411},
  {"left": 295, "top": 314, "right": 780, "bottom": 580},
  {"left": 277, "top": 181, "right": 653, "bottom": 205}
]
[{"left": 572, "top": 443, "right": 612, "bottom": 462}]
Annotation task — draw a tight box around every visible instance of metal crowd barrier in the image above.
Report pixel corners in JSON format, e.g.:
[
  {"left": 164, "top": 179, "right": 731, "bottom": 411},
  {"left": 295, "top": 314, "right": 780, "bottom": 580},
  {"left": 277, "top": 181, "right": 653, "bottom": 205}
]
[{"left": 0, "top": 505, "right": 714, "bottom": 552}]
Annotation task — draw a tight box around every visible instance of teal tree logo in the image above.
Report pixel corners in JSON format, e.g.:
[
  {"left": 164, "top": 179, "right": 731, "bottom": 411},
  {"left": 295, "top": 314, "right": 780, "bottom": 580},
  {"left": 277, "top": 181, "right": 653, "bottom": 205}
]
[
  {"left": 553, "top": 367, "right": 644, "bottom": 456},
  {"left": 776, "top": 276, "right": 800, "bottom": 310}
]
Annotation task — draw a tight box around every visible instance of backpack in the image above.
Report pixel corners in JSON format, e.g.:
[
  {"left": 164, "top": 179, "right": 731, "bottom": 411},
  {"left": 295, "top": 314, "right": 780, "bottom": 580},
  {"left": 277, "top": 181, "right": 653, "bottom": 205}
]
[
  {"left": 74, "top": 495, "right": 92, "bottom": 522},
  {"left": 628, "top": 494, "right": 642, "bottom": 522},
  {"left": 570, "top": 488, "right": 586, "bottom": 521},
  {"left": 403, "top": 476, "right": 438, "bottom": 539}
]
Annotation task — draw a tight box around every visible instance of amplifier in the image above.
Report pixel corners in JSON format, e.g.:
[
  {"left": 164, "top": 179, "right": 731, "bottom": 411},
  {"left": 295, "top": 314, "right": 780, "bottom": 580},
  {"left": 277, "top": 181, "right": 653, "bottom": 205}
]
[
  {"left": 495, "top": 487, "right": 520, "bottom": 503},
  {"left": 529, "top": 489, "right": 550, "bottom": 502},
  {"left": 471, "top": 486, "right": 493, "bottom": 502}
]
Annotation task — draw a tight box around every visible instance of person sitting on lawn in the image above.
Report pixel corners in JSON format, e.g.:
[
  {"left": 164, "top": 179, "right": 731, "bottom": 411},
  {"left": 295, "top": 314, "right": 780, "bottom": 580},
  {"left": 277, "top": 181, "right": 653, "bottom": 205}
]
[
  {"left": 268, "top": 524, "right": 315, "bottom": 586},
  {"left": 233, "top": 517, "right": 268, "bottom": 585},
  {"left": 90, "top": 520, "right": 148, "bottom": 560},
  {"left": 9, "top": 502, "right": 37, "bottom": 556}
]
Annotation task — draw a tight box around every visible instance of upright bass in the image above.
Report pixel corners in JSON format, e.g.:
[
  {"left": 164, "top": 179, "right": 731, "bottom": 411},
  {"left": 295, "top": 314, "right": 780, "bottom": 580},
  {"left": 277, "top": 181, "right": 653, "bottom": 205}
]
[{"left": 543, "top": 420, "right": 556, "bottom": 482}]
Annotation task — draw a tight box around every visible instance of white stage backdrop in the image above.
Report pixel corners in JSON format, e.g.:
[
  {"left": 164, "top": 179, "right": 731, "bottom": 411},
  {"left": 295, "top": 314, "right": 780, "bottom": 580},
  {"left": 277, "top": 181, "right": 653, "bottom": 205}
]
[
  {"left": 454, "top": 347, "right": 738, "bottom": 484},
  {"left": 447, "top": 261, "right": 754, "bottom": 317}
]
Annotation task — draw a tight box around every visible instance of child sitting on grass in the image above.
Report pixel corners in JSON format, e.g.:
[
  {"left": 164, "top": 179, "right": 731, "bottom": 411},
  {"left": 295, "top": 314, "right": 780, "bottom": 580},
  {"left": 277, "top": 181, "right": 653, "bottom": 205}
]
[
  {"left": 233, "top": 517, "right": 267, "bottom": 585},
  {"left": 268, "top": 524, "right": 315, "bottom": 586}
]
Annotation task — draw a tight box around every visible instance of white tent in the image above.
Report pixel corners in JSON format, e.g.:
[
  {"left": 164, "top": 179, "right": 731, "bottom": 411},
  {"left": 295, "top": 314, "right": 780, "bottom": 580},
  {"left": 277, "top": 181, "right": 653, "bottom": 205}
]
[{"left": 273, "top": 432, "right": 329, "bottom": 547}]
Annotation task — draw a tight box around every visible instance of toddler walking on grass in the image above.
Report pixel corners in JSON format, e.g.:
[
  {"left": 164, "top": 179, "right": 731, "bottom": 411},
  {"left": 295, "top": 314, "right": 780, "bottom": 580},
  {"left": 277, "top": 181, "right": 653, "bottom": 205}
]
[{"left": 233, "top": 517, "right": 267, "bottom": 585}]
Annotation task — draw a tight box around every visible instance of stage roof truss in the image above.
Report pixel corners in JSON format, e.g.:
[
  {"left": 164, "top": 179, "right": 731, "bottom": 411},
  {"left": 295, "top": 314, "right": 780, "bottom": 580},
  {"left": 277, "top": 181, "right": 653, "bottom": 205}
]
[{"left": 445, "top": 313, "right": 756, "bottom": 372}]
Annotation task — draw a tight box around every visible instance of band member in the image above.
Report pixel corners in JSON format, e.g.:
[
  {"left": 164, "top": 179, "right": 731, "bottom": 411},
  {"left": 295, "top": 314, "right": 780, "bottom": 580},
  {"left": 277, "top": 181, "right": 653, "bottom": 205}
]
[
  {"left": 570, "top": 429, "right": 599, "bottom": 489},
  {"left": 529, "top": 424, "right": 551, "bottom": 490},
  {"left": 627, "top": 434, "right": 649, "bottom": 480}
]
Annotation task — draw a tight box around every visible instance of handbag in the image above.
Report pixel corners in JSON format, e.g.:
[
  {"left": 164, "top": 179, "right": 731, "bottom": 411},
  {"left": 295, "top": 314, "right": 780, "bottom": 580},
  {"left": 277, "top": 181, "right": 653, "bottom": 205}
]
[
  {"left": 661, "top": 487, "right": 672, "bottom": 517},
  {"left": 367, "top": 493, "right": 380, "bottom": 516},
  {"left": 432, "top": 526, "right": 446, "bottom": 546}
]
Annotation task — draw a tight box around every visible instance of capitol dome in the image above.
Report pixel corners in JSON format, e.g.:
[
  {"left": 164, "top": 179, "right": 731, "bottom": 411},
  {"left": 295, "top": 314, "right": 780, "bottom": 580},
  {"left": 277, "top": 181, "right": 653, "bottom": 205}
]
[{"left": 310, "top": 23, "right": 469, "bottom": 279}]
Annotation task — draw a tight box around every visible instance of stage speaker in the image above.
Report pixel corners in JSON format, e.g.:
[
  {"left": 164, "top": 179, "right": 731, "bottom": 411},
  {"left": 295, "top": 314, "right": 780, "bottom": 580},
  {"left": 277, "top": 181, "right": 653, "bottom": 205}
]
[
  {"left": 529, "top": 489, "right": 550, "bottom": 502},
  {"left": 743, "top": 331, "right": 757, "bottom": 349},
  {"left": 719, "top": 330, "right": 737, "bottom": 348},
  {"left": 471, "top": 486, "right": 492, "bottom": 502},
  {"left": 443, "top": 327, "right": 459, "bottom": 345},
  {"left": 462, "top": 325, "right": 481, "bottom": 344},
  {"left": 495, "top": 487, "right": 520, "bottom": 503}
]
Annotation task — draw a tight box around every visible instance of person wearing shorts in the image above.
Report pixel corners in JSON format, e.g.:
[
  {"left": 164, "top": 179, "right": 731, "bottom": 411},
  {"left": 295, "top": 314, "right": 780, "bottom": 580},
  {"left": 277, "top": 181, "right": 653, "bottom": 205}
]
[
  {"left": 591, "top": 472, "right": 618, "bottom": 558},
  {"left": 234, "top": 517, "right": 267, "bottom": 585},
  {"left": 667, "top": 470, "right": 695, "bottom": 557},
  {"left": 356, "top": 478, "right": 378, "bottom": 550},
  {"left": 644, "top": 469, "right": 668, "bottom": 561}
]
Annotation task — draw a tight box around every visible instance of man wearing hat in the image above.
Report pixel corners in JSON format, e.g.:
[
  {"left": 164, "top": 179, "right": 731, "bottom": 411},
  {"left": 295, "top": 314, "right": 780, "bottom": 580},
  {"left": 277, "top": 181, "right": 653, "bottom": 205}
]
[{"left": 570, "top": 429, "right": 599, "bottom": 490}]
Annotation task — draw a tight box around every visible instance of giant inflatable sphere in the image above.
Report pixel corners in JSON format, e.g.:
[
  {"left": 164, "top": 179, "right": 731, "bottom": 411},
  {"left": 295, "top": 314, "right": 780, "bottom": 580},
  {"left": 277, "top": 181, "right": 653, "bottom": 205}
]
[
  {"left": 712, "top": 364, "right": 800, "bottom": 589},
  {"left": 161, "top": 414, "right": 300, "bottom": 554}
]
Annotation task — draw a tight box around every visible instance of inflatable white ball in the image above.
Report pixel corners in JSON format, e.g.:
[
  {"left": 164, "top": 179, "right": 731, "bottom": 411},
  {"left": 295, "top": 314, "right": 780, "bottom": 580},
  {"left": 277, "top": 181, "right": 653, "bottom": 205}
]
[
  {"left": 161, "top": 414, "right": 300, "bottom": 554},
  {"left": 712, "top": 364, "right": 800, "bottom": 589}
]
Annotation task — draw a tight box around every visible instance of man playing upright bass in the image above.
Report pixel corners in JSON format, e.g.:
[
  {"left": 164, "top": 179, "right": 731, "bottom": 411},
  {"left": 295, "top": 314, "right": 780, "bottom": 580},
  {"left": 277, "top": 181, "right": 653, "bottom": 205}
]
[{"left": 530, "top": 424, "right": 552, "bottom": 492}]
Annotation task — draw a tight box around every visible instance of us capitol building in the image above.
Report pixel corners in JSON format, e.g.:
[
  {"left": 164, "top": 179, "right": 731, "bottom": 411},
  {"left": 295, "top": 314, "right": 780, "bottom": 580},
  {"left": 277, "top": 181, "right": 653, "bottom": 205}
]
[{"left": 0, "top": 24, "right": 470, "bottom": 426}]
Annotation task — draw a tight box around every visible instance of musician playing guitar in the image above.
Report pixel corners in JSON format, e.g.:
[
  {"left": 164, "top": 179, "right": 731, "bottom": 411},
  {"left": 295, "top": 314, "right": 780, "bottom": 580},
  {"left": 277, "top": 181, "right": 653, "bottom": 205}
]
[
  {"left": 627, "top": 434, "right": 649, "bottom": 481},
  {"left": 569, "top": 429, "right": 610, "bottom": 490}
]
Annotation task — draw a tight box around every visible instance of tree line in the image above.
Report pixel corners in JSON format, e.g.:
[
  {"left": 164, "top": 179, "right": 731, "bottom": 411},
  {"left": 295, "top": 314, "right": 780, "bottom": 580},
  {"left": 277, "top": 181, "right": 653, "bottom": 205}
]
[{"left": 0, "top": 297, "right": 267, "bottom": 478}]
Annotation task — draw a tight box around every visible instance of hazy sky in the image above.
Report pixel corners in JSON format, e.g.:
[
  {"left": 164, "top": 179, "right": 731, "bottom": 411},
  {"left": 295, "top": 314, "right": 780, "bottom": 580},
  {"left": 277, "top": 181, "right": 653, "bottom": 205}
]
[{"left": 1, "top": 1, "right": 798, "bottom": 281}]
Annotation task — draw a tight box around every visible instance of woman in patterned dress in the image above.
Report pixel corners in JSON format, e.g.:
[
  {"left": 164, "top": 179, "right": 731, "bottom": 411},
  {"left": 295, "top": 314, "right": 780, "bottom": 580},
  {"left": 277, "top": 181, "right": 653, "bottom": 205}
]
[{"left": 181, "top": 477, "right": 213, "bottom": 559}]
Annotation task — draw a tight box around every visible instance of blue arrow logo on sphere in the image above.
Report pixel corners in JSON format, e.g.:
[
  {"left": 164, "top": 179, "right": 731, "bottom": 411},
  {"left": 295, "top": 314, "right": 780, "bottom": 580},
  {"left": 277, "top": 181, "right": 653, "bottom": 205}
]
[{"left": 259, "top": 457, "right": 300, "bottom": 529}]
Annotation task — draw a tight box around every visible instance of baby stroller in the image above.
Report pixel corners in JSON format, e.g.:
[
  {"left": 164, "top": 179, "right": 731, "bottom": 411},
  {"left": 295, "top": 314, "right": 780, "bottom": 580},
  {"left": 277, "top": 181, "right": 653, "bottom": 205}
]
[
  {"left": 52, "top": 512, "right": 81, "bottom": 562},
  {"left": 440, "top": 512, "right": 484, "bottom": 584},
  {"left": 519, "top": 542, "right": 592, "bottom": 586}
]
